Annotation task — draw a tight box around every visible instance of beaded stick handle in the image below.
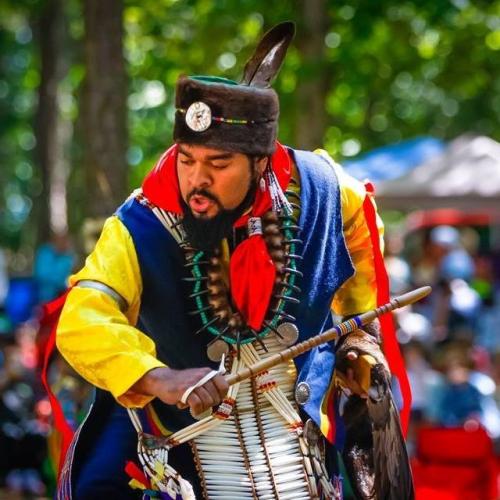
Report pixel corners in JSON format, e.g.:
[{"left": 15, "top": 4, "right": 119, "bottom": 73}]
[{"left": 225, "top": 286, "right": 431, "bottom": 386}]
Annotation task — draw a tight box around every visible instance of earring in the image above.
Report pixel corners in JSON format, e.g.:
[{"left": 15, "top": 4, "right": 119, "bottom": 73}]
[{"left": 259, "top": 176, "right": 266, "bottom": 192}]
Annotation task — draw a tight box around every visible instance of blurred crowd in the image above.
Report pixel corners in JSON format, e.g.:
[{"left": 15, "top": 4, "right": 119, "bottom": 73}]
[
  {"left": 0, "top": 222, "right": 499, "bottom": 497},
  {"left": 0, "top": 234, "right": 91, "bottom": 498},
  {"left": 386, "top": 222, "right": 500, "bottom": 497},
  {"left": 387, "top": 224, "right": 500, "bottom": 453}
]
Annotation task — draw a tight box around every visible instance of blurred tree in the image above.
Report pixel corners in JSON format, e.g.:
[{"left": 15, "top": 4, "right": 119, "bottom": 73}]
[
  {"left": 34, "top": 0, "right": 68, "bottom": 242},
  {"left": 82, "top": 0, "right": 127, "bottom": 219},
  {"left": 295, "top": 0, "right": 330, "bottom": 150},
  {"left": 120, "top": 0, "right": 499, "bottom": 178}
]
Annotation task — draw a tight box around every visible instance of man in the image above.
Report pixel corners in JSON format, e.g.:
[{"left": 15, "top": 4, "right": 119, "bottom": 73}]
[{"left": 54, "top": 22, "right": 412, "bottom": 499}]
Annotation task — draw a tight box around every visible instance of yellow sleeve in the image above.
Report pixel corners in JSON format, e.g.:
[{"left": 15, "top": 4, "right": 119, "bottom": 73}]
[
  {"left": 315, "top": 150, "right": 384, "bottom": 316},
  {"left": 56, "top": 216, "right": 166, "bottom": 408}
]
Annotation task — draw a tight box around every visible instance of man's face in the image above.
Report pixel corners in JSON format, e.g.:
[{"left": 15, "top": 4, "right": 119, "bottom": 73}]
[{"left": 177, "top": 144, "right": 266, "bottom": 219}]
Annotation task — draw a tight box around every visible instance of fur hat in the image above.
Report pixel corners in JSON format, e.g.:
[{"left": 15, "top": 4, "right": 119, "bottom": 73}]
[{"left": 173, "top": 22, "right": 295, "bottom": 156}]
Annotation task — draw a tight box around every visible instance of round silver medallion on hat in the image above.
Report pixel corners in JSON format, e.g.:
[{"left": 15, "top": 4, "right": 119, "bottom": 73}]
[
  {"left": 185, "top": 101, "right": 212, "bottom": 132},
  {"left": 295, "top": 381, "right": 311, "bottom": 405},
  {"left": 275, "top": 322, "right": 299, "bottom": 346},
  {"left": 206, "top": 339, "right": 229, "bottom": 362}
]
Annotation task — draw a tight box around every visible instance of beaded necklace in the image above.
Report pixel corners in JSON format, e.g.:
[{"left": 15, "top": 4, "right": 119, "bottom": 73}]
[{"left": 182, "top": 178, "right": 302, "bottom": 361}]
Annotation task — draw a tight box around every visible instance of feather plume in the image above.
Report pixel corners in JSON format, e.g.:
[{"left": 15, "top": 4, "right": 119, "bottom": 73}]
[{"left": 241, "top": 21, "right": 295, "bottom": 88}]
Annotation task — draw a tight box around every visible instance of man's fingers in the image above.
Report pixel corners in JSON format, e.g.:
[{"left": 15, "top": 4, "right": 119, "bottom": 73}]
[
  {"left": 193, "top": 386, "right": 215, "bottom": 412},
  {"left": 203, "top": 380, "right": 223, "bottom": 406},
  {"left": 342, "top": 367, "right": 368, "bottom": 398},
  {"left": 187, "top": 392, "right": 203, "bottom": 415},
  {"left": 188, "top": 367, "right": 212, "bottom": 386},
  {"left": 212, "top": 374, "right": 229, "bottom": 399}
]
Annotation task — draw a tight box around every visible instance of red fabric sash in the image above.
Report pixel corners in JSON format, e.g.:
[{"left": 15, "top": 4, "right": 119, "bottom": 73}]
[
  {"left": 229, "top": 234, "right": 276, "bottom": 330},
  {"left": 39, "top": 290, "right": 75, "bottom": 477},
  {"left": 142, "top": 142, "right": 291, "bottom": 330},
  {"left": 363, "top": 182, "right": 411, "bottom": 435}
]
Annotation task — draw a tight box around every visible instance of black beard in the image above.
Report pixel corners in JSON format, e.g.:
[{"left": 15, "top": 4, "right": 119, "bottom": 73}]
[{"left": 180, "top": 178, "right": 258, "bottom": 252}]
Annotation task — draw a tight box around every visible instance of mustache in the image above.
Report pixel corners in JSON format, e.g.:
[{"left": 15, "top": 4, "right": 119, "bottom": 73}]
[{"left": 187, "top": 188, "right": 221, "bottom": 206}]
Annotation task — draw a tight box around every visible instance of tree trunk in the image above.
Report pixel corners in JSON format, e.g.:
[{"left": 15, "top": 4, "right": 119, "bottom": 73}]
[
  {"left": 34, "top": 0, "right": 68, "bottom": 242},
  {"left": 82, "top": 0, "right": 127, "bottom": 220},
  {"left": 294, "top": 0, "right": 329, "bottom": 151}
]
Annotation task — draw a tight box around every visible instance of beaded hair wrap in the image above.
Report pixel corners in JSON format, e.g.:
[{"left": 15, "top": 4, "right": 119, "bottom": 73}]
[
  {"left": 263, "top": 162, "right": 293, "bottom": 215},
  {"left": 247, "top": 217, "right": 263, "bottom": 236}
]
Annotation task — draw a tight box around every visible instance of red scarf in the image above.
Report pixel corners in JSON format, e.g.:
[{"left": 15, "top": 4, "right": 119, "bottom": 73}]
[{"left": 142, "top": 142, "right": 292, "bottom": 330}]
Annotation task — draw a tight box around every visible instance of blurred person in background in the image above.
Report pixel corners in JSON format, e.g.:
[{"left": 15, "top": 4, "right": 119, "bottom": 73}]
[
  {"left": 386, "top": 235, "right": 433, "bottom": 345},
  {"left": 437, "top": 245, "right": 481, "bottom": 340},
  {"left": 413, "top": 225, "right": 481, "bottom": 344},
  {"left": 385, "top": 232, "right": 412, "bottom": 296},
  {"left": 472, "top": 255, "right": 500, "bottom": 354},
  {"left": 33, "top": 232, "right": 75, "bottom": 305},
  {"left": 403, "top": 341, "right": 436, "bottom": 425},
  {"left": 426, "top": 343, "right": 500, "bottom": 439},
  {"left": 410, "top": 225, "right": 460, "bottom": 339},
  {"left": 412, "top": 225, "right": 459, "bottom": 289},
  {"left": 0, "top": 325, "right": 47, "bottom": 496}
]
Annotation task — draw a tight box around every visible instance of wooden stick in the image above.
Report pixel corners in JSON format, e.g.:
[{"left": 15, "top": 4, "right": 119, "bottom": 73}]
[{"left": 226, "top": 286, "right": 431, "bottom": 386}]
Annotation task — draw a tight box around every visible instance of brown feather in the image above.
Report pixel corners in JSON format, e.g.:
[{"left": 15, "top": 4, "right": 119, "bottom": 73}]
[
  {"left": 241, "top": 21, "right": 295, "bottom": 88},
  {"left": 367, "top": 369, "right": 414, "bottom": 500},
  {"left": 337, "top": 331, "right": 415, "bottom": 500}
]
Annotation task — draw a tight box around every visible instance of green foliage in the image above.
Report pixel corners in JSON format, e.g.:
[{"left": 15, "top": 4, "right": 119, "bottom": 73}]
[
  {"left": 0, "top": 1, "right": 40, "bottom": 249},
  {"left": 320, "top": 0, "right": 500, "bottom": 157},
  {"left": 0, "top": 0, "right": 499, "bottom": 248}
]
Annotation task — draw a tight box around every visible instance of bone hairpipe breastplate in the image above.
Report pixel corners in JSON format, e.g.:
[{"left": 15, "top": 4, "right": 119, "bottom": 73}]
[{"left": 190, "top": 334, "right": 337, "bottom": 500}]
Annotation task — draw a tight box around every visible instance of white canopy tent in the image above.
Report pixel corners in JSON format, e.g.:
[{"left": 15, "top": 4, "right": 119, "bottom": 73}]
[{"left": 375, "top": 135, "right": 500, "bottom": 212}]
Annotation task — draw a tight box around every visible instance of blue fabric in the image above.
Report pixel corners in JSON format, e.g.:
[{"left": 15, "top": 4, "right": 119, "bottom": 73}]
[
  {"left": 61, "top": 390, "right": 203, "bottom": 498},
  {"left": 4, "top": 277, "right": 38, "bottom": 325},
  {"left": 343, "top": 136, "right": 445, "bottom": 182},
  {"left": 291, "top": 150, "right": 354, "bottom": 354},
  {"left": 437, "top": 382, "right": 483, "bottom": 426},
  {"left": 72, "top": 404, "right": 139, "bottom": 499},
  {"left": 291, "top": 149, "right": 354, "bottom": 429}
]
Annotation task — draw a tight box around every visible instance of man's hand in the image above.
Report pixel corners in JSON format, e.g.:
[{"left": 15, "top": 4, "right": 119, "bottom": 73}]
[
  {"left": 334, "top": 324, "right": 388, "bottom": 397},
  {"left": 132, "top": 366, "right": 229, "bottom": 416}
]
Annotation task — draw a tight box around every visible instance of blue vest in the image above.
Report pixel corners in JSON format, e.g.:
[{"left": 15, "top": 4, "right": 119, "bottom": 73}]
[{"left": 116, "top": 148, "right": 354, "bottom": 431}]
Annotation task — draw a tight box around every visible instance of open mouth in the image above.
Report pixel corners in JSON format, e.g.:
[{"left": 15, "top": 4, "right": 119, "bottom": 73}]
[{"left": 189, "top": 194, "right": 214, "bottom": 214}]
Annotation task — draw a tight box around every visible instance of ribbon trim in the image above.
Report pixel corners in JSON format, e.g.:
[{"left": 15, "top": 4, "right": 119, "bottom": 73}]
[
  {"left": 363, "top": 182, "right": 411, "bottom": 435},
  {"left": 39, "top": 289, "right": 75, "bottom": 478}
]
